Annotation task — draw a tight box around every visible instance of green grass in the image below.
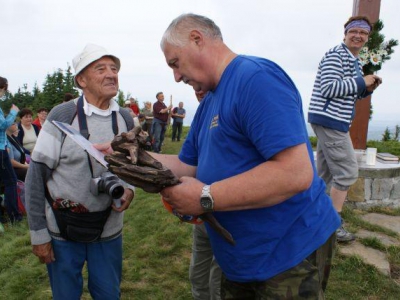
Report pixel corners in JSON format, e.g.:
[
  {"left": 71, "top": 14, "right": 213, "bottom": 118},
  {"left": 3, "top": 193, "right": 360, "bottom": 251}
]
[
  {"left": 341, "top": 208, "right": 399, "bottom": 238},
  {"left": 1, "top": 128, "right": 400, "bottom": 299},
  {"left": 327, "top": 254, "right": 400, "bottom": 300}
]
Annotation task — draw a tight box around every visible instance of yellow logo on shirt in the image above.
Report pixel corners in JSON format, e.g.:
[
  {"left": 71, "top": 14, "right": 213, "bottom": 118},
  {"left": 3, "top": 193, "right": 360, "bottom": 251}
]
[{"left": 210, "top": 115, "right": 219, "bottom": 129}]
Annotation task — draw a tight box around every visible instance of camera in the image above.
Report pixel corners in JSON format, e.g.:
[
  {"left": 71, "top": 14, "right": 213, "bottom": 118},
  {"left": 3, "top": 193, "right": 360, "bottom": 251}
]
[{"left": 90, "top": 172, "right": 125, "bottom": 199}]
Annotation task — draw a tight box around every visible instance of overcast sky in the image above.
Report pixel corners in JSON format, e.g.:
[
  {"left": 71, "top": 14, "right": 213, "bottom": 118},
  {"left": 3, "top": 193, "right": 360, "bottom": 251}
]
[{"left": 2, "top": 0, "right": 399, "bottom": 125}]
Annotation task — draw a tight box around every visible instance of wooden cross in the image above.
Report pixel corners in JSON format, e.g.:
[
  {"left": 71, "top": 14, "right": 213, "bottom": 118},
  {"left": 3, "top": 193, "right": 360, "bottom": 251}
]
[{"left": 350, "top": 0, "right": 381, "bottom": 149}]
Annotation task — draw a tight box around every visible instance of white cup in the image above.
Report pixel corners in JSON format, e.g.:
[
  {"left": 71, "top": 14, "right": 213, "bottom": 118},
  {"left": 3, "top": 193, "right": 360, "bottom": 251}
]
[
  {"left": 354, "top": 149, "right": 365, "bottom": 163},
  {"left": 366, "top": 148, "right": 377, "bottom": 165}
]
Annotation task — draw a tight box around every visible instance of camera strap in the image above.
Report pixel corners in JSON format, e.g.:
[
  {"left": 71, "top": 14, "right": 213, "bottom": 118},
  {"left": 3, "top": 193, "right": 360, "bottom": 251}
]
[{"left": 76, "top": 95, "right": 119, "bottom": 178}]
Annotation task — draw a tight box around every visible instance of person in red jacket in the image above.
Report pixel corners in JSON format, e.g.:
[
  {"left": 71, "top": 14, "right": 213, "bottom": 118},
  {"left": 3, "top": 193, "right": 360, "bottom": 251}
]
[
  {"left": 129, "top": 98, "right": 140, "bottom": 115},
  {"left": 32, "top": 107, "right": 48, "bottom": 131}
]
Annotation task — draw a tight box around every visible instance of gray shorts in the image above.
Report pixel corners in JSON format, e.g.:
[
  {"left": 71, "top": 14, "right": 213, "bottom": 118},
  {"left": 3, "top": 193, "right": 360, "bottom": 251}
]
[{"left": 311, "top": 124, "right": 358, "bottom": 191}]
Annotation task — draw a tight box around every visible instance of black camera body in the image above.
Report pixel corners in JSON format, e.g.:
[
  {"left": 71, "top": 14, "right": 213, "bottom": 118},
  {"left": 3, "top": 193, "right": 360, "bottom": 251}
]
[{"left": 90, "top": 172, "right": 124, "bottom": 199}]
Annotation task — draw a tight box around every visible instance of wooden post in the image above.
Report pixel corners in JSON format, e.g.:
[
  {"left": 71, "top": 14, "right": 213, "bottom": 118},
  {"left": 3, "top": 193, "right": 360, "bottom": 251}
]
[{"left": 350, "top": 0, "right": 381, "bottom": 149}]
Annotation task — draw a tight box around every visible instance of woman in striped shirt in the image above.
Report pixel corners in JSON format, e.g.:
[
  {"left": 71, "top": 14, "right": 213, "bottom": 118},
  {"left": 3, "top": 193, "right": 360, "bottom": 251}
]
[{"left": 308, "top": 16, "right": 382, "bottom": 243}]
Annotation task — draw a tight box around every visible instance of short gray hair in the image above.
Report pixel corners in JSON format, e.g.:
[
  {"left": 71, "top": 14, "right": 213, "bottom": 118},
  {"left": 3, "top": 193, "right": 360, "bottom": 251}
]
[{"left": 161, "top": 13, "right": 223, "bottom": 50}]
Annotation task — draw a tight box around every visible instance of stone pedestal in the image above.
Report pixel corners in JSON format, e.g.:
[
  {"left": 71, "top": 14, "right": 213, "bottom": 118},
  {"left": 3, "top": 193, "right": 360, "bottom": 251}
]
[{"left": 347, "top": 153, "right": 400, "bottom": 208}]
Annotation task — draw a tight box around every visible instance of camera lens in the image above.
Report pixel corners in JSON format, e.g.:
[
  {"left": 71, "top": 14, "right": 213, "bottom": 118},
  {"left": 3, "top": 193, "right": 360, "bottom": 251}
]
[
  {"left": 92, "top": 172, "right": 126, "bottom": 199},
  {"left": 105, "top": 181, "right": 125, "bottom": 199}
]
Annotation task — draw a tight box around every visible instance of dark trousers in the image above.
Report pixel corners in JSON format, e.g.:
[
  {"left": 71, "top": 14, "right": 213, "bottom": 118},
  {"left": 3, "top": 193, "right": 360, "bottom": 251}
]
[
  {"left": 172, "top": 122, "right": 183, "bottom": 141},
  {"left": 142, "top": 121, "right": 153, "bottom": 141},
  {"left": 0, "top": 150, "right": 22, "bottom": 223},
  {"left": 14, "top": 167, "right": 27, "bottom": 181}
]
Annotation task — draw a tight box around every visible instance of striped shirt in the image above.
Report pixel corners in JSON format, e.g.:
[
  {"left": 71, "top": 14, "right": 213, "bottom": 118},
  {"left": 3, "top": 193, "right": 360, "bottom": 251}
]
[{"left": 308, "top": 43, "right": 370, "bottom": 132}]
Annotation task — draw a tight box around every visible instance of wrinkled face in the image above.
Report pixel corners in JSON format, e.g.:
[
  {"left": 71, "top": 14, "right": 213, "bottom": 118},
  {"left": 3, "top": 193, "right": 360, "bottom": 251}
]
[
  {"left": 77, "top": 56, "right": 119, "bottom": 100},
  {"left": 163, "top": 41, "right": 213, "bottom": 94},
  {"left": 21, "top": 114, "right": 33, "bottom": 127},
  {"left": 344, "top": 27, "right": 369, "bottom": 55}
]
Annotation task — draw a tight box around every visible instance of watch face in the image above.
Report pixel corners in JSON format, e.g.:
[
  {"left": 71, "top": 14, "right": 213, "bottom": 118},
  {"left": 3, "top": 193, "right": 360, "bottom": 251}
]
[{"left": 200, "top": 196, "right": 213, "bottom": 210}]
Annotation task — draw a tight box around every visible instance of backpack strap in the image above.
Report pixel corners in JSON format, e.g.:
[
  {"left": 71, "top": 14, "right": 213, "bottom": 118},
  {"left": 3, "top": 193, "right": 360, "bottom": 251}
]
[
  {"left": 48, "top": 97, "right": 135, "bottom": 138},
  {"left": 76, "top": 96, "right": 119, "bottom": 138},
  {"left": 119, "top": 107, "right": 134, "bottom": 131}
]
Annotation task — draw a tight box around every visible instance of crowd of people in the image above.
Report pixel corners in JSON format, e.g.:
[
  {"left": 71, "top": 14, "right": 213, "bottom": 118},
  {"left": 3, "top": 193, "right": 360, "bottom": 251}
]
[
  {"left": 0, "top": 76, "right": 186, "bottom": 234},
  {"left": 123, "top": 92, "right": 186, "bottom": 153},
  {"left": 0, "top": 12, "right": 383, "bottom": 300},
  {"left": 0, "top": 77, "right": 47, "bottom": 233}
]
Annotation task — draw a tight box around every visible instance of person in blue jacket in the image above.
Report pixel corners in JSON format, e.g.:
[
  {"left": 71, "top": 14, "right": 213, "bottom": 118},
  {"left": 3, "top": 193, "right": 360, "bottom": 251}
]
[
  {"left": 152, "top": 14, "right": 340, "bottom": 299},
  {"left": 0, "top": 76, "right": 23, "bottom": 231}
]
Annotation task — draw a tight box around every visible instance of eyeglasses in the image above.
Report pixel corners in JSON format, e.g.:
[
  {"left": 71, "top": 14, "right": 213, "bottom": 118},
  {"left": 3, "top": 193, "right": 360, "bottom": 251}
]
[{"left": 347, "top": 29, "right": 369, "bottom": 37}]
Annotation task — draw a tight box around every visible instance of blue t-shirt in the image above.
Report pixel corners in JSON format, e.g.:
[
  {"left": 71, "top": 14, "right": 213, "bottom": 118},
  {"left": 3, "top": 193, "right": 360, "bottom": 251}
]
[
  {"left": 173, "top": 107, "right": 186, "bottom": 124},
  {"left": 179, "top": 55, "right": 340, "bottom": 282}
]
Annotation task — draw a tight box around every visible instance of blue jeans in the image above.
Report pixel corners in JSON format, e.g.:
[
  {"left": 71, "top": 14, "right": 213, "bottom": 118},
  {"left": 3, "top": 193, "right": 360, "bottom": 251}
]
[
  {"left": 47, "top": 236, "right": 123, "bottom": 300},
  {"left": 0, "top": 149, "right": 21, "bottom": 223},
  {"left": 152, "top": 121, "right": 166, "bottom": 153}
]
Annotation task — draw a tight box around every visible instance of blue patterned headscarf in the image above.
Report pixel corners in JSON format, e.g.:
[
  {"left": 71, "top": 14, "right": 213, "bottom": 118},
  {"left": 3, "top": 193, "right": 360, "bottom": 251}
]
[{"left": 345, "top": 20, "right": 371, "bottom": 33}]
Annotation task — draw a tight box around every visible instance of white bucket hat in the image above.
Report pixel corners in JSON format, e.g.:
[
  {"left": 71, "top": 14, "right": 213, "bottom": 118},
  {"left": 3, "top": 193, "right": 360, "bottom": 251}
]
[{"left": 72, "top": 44, "right": 121, "bottom": 89}]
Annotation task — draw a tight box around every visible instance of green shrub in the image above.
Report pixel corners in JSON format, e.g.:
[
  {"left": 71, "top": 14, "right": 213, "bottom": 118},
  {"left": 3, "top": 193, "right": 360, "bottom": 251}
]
[
  {"left": 367, "top": 140, "right": 400, "bottom": 157},
  {"left": 309, "top": 136, "right": 318, "bottom": 148}
]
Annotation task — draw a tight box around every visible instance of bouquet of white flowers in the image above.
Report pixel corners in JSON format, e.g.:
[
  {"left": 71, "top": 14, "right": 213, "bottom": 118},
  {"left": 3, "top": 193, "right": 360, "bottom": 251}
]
[
  {"left": 359, "top": 46, "right": 388, "bottom": 67},
  {"left": 360, "top": 19, "right": 398, "bottom": 75}
]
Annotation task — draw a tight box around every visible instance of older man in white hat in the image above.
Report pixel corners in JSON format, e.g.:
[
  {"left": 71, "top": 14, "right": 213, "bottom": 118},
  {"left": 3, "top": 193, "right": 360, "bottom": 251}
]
[{"left": 25, "top": 44, "right": 135, "bottom": 299}]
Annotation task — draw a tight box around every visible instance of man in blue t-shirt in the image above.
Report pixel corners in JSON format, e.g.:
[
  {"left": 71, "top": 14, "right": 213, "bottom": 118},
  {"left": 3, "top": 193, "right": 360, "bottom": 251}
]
[
  {"left": 171, "top": 101, "right": 186, "bottom": 142},
  {"left": 154, "top": 14, "right": 340, "bottom": 299}
]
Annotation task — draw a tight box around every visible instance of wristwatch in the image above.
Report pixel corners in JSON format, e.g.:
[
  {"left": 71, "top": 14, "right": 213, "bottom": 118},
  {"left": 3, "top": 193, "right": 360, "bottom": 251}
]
[{"left": 200, "top": 185, "right": 214, "bottom": 212}]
